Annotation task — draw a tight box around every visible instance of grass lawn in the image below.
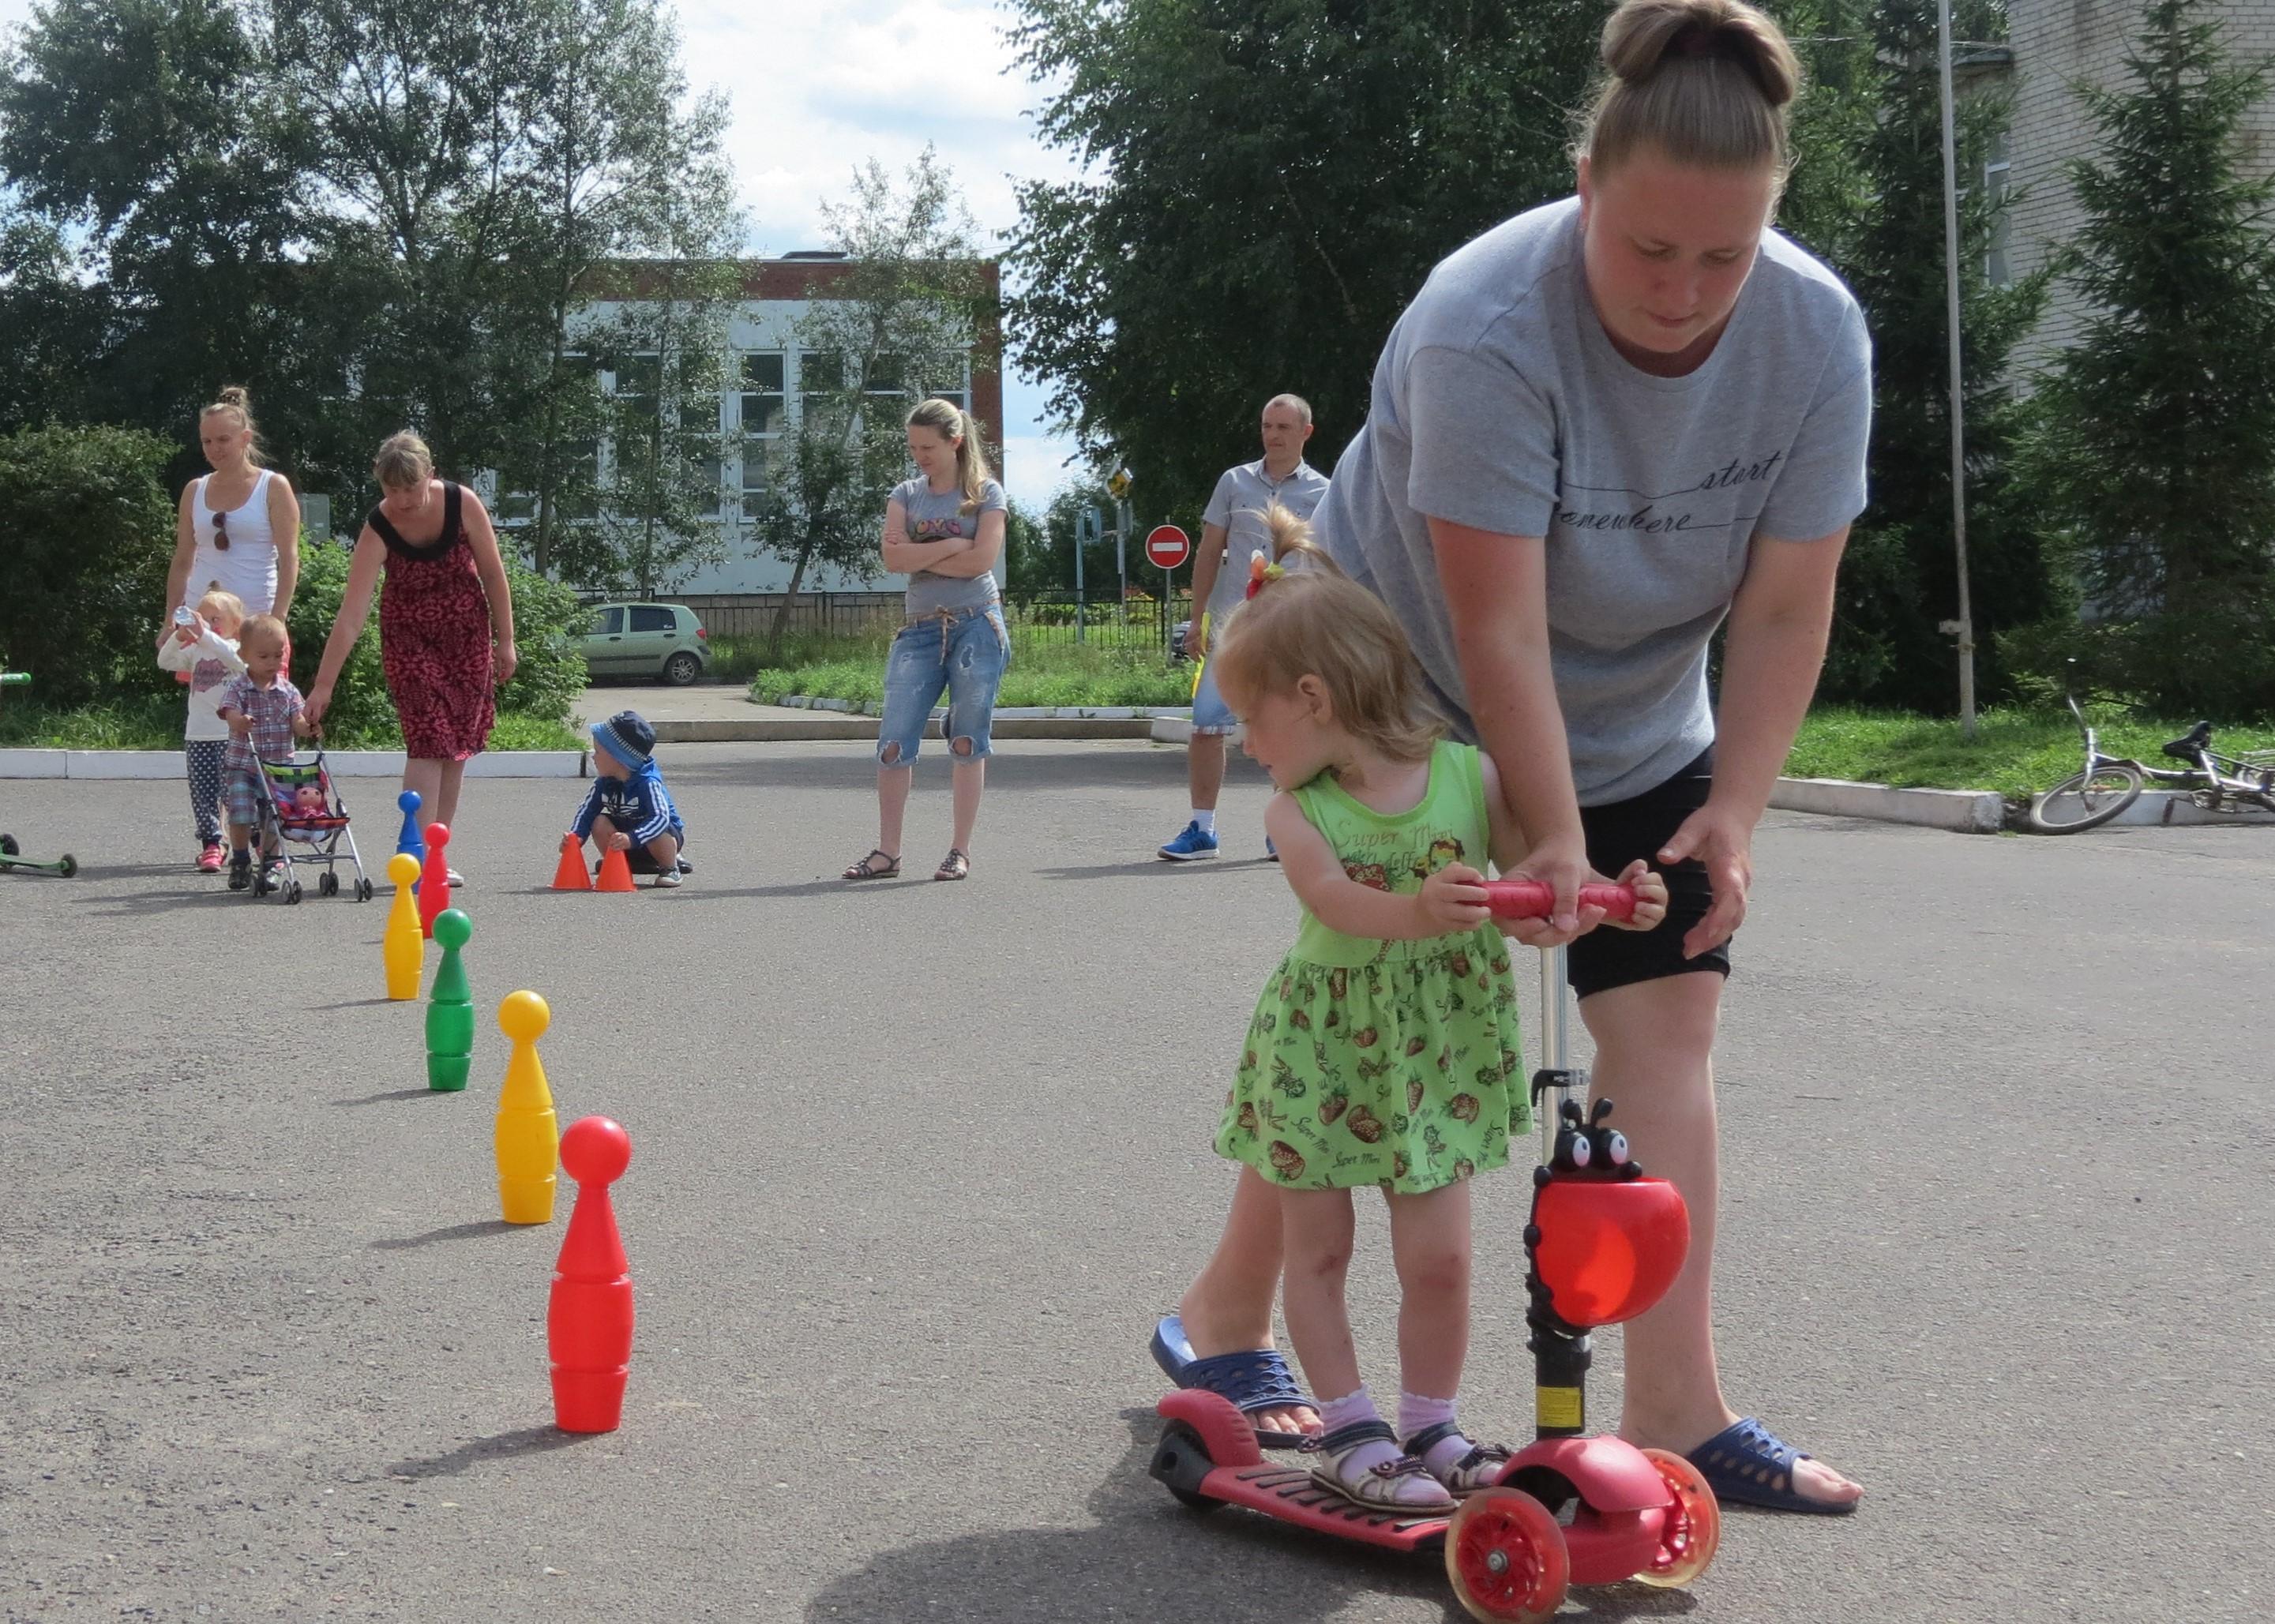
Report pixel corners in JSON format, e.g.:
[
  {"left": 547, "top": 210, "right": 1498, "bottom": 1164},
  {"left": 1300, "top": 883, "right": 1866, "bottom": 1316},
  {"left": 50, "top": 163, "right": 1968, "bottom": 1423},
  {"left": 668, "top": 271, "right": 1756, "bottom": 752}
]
[
  {"left": 1788, "top": 706, "right": 2275, "bottom": 798},
  {"left": 736, "top": 628, "right": 2275, "bottom": 797},
  {"left": 741, "top": 624, "right": 1192, "bottom": 711},
  {"left": 0, "top": 693, "right": 582, "bottom": 753}
]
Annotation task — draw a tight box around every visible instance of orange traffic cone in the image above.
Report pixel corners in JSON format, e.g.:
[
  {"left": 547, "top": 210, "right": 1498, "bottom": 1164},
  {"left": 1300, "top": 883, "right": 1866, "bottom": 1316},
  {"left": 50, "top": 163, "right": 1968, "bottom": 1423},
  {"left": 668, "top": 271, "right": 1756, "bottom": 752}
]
[
  {"left": 595, "top": 846, "right": 636, "bottom": 893},
  {"left": 552, "top": 833, "right": 593, "bottom": 891}
]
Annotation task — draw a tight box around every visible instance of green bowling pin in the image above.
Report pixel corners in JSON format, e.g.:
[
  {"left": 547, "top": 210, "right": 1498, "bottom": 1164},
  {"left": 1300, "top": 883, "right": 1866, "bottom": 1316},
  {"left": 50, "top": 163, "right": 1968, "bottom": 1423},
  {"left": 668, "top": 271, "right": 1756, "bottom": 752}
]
[{"left": 426, "top": 910, "right": 475, "bottom": 1091}]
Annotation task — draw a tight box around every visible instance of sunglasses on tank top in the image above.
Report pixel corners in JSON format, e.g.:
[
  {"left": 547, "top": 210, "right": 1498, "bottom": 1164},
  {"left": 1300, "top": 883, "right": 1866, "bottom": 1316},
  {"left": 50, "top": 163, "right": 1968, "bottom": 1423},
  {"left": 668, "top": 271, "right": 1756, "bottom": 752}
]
[{"left": 212, "top": 508, "right": 229, "bottom": 550}]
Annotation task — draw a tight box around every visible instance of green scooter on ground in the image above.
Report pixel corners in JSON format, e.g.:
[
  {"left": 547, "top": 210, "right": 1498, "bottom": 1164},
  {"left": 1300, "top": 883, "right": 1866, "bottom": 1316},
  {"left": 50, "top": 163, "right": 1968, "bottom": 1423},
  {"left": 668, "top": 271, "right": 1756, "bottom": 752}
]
[{"left": 0, "top": 671, "right": 78, "bottom": 878}]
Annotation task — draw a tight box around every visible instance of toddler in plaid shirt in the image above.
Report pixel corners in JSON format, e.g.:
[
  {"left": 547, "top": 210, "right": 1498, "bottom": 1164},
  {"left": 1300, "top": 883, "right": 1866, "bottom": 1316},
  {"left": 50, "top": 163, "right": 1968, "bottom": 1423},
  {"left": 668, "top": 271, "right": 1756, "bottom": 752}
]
[{"left": 216, "top": 614, "right": 314, "bottom": 891}]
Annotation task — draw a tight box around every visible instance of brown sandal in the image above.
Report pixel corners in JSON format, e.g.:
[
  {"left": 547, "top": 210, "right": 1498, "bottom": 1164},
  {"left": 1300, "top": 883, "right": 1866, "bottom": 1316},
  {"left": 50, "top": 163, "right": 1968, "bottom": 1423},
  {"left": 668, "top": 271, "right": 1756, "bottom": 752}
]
[
  {"left": 933, "top": 848, "right": 970, "bottom": 881},
  {"left": 843, "top": 849, "right": 899, "bottom": 880}
]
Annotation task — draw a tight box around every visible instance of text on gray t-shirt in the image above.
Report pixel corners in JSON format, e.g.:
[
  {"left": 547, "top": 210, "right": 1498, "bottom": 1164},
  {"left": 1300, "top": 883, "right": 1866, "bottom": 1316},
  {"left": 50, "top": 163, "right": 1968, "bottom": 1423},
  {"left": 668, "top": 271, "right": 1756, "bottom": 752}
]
[
  {"left": 1316, "top": 197, "right": 1871, "bottom": 804},
  {"left": 893, "top": 477, "right": 1006, "bottom": 617}
]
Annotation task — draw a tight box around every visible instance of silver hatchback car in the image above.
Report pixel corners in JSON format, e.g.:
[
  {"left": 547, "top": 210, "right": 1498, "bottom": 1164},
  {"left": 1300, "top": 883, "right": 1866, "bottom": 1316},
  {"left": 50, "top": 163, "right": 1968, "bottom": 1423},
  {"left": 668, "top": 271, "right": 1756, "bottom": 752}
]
[{"left": 580, "top": 602, "right": 712, "bottom": 685}]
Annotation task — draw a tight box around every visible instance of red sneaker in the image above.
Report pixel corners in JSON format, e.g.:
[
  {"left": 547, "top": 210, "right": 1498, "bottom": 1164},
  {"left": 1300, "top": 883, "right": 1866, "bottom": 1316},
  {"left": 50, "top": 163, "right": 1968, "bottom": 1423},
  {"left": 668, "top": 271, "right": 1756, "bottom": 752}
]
[{"left": 197, "top": 845, "right": 225, "bottom": 873}]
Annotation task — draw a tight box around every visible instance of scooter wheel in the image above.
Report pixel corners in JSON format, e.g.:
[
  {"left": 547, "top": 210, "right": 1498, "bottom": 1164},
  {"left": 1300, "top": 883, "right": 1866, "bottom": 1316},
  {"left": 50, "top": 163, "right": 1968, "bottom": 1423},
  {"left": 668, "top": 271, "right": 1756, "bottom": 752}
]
[
  {"left": 1149, "top": 1420, "right": 1223, "bottom": 1512},
  {"left": 1445, "top": 1487, "right": 1568, "bottom": 1622},
  {"left": 0, "top": 834, "right": 17, "bottom": 856},
  {"left": 57, "top": 853, "right": 77, "bottom": 877},
  {"left": 1631, "top": 1448, "right": 1721, "bottom": 1588}
]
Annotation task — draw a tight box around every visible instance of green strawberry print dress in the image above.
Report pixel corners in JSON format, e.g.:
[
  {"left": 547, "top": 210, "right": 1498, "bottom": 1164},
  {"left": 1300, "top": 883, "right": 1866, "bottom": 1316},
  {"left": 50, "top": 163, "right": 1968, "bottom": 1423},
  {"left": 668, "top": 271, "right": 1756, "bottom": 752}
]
[{"left": 1215, "top": 740, "right": 1527, "bottom": 1195}]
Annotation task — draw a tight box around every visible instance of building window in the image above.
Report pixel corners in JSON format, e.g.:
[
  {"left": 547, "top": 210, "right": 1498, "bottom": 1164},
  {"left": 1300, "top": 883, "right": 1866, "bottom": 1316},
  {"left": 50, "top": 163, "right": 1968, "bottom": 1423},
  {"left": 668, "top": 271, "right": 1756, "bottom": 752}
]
[
  {"left": 798, "top": 350, "right": 846, "bottom": 432},
  {"left": 1983, "top": 132, "right": 2012, "bottom": 288},
  {"left": 740, "top": 351, "right": 785, "bottom": 520}
]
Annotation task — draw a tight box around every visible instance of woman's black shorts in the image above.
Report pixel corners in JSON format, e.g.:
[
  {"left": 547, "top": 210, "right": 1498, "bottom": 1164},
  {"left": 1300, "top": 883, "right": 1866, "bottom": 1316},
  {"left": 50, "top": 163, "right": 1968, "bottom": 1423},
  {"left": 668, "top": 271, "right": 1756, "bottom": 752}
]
[{"left": 1567, "top": 748, "right": 1732, "bottom": 1001}]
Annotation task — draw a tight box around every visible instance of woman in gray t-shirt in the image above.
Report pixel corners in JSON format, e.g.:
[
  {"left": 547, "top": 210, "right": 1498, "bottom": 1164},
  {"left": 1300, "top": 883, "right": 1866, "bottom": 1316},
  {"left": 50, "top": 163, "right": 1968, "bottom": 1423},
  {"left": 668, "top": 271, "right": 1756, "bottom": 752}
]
[
  {"left": 842, "top": 399, "right": 1009, "bottom": 885},
  {"left": 1157, "top": 0, "right": 1868, "bottom": 1515}
]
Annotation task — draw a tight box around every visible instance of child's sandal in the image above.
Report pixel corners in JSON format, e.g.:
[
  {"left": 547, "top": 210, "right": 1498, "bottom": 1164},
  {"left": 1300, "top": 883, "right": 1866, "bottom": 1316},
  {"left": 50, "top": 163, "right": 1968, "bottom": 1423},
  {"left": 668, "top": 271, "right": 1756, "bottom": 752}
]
[
  {"left": 843, "top": 849, "right": 899, "bottom": 880},
  {"left": 933, "top": 848, "right": 969, "bottom": 882},
  {"left": 1305, "top": 1421, "right": 1457, "bottom": 1513},
  {"left": 1404, "top": 1420, "right": 1514, "bottom": 1498}
]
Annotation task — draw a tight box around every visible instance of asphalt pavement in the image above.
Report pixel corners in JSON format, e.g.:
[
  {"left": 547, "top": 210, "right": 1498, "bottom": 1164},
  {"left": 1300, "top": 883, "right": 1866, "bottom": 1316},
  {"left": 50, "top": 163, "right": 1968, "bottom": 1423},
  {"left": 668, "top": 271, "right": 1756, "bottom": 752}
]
[{"left": 3, "top": 740, "right": 2270, "bottom": 1622}]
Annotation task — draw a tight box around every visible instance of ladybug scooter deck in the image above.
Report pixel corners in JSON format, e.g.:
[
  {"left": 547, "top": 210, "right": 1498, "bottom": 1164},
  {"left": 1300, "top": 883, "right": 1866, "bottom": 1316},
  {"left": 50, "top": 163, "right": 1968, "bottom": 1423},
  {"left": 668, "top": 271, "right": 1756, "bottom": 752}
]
[{"left": 1153, "top": 1390, "right": 1451, "bottom": 1552}]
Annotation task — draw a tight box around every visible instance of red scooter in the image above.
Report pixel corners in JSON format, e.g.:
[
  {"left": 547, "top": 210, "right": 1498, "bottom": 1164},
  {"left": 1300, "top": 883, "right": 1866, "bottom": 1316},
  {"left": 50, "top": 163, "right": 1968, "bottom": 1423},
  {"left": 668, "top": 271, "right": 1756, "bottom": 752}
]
[{"left": 1150, "top": 888, "right": 1719, "bottom": 1622}]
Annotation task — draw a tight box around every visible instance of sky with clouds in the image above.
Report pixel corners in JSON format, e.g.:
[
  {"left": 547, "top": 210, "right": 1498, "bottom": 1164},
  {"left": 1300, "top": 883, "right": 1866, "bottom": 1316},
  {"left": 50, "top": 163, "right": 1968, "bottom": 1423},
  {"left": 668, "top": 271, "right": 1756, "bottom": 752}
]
[{"left": 0, "top": 0, "right": 1088, "bottom": 511}]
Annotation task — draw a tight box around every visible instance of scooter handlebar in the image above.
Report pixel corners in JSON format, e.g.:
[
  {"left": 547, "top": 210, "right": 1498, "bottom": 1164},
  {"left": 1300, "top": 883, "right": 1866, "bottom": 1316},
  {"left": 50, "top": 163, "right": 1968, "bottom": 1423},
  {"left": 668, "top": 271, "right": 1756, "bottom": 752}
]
[{"left": 1481, "top": 879, "right": 1638, "bottom": 923}]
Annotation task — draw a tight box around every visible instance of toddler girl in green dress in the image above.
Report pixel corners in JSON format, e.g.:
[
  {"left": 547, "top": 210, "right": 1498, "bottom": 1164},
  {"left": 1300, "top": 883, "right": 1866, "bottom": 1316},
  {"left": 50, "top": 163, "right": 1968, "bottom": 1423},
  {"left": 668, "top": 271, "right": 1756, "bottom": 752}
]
[{"left": 1207, "top": 508, "right": 1668, "bottom": 1513}]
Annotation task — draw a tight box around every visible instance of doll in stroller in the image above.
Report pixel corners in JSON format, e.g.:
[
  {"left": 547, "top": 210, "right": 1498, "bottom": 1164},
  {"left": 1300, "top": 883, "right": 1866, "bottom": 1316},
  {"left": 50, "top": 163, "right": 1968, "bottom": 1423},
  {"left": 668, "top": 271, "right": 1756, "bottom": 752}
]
[{"left": 248, "top": 748, "right": 371, "bottom": 902}]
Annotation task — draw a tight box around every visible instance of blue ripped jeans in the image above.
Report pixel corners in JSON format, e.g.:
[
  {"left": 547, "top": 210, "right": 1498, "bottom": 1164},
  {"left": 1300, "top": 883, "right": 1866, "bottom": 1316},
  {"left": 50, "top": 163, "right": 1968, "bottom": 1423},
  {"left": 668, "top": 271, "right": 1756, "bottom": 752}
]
[{"left": 876, "top": 606, "right": 1009, "bottom": 763}]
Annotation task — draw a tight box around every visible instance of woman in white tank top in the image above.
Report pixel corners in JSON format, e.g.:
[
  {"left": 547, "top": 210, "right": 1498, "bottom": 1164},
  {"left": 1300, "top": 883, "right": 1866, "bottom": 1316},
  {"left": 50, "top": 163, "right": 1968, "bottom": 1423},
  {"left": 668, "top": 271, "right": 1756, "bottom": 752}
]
[{"left": 163, "top": 386, "right": 302, "bottom": 621}]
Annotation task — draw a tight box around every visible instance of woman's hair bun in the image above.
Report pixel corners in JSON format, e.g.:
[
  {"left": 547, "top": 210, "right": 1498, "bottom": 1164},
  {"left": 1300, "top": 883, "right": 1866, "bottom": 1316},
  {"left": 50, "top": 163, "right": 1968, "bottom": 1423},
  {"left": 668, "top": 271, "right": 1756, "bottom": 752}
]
[{"left": 1601, "top": 0, "right": 1798, "bottom": 109}]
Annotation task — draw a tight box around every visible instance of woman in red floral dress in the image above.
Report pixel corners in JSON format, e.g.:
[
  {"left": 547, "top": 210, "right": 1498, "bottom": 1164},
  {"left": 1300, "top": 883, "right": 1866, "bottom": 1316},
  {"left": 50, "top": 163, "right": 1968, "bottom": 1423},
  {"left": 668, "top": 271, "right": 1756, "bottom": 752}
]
[{"left": 305, "top": 432, "right": 518, "bottom": 883}]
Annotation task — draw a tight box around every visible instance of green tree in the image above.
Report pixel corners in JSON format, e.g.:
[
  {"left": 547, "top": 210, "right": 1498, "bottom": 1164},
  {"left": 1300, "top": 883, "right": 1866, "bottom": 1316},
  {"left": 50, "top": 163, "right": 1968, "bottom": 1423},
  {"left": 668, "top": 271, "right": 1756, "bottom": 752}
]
[
  {"left": 1006, "top": 0, "right": 1602, "bottom": 514},
  {"left": 0, "top": 0, "right": 734, "bottom": 566},
  {"left": 1003, "top": 475, "right": 1121, "bottom": 597},
  {"left": 488, "top": 0, "right": 734, "bottom": 576},
  {"left": 0, "top": 0, "right": 313, "bottom": 482},
  {"left": 0, "top": 424, "right": 177, "bottom": 706},
  {"left": 749, "top": 149, "right": 998, "bottom": 655},
  {"left": 2007, "top": 0, "right": 2275, "bottom": 717},
  {"left": 1802, "top": 0, "right": 2052, "bottom": 710},
  {"left": 0, "top": 202, "right": 106, "bottom": 433}
]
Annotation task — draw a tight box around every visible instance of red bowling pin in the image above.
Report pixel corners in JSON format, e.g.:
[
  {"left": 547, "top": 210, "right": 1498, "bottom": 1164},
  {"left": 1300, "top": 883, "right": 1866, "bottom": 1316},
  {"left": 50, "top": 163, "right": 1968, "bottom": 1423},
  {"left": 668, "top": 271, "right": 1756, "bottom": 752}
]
[
  {"left": 548, "top": 1116, "right": 634, "bottom": 1433},
  {"left": 418, "top": 821, "right": 453, "bottom": 939}
]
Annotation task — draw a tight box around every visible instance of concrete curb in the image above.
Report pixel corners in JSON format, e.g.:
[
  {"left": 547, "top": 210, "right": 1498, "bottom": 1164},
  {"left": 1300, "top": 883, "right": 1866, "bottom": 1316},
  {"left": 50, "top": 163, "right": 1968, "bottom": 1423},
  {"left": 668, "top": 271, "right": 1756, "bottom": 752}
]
[
  {"left": 1151, "top": 722, "right": 2010, "bottom": 834},
  {"left": 1769, "top": 776, "right": 2005, "bottom": 833},
  {"left": 644, "top": 696, "right": 1192, "bottom": 744},
  {"left": 655, "top": 715, "right": 1156, "bottom": 744},
  {"left": 1150, "top": 717, "right": 1218, "bottom": 746},
  {"left": 1, "top": 749, "right": 590, "bottom": 780}
]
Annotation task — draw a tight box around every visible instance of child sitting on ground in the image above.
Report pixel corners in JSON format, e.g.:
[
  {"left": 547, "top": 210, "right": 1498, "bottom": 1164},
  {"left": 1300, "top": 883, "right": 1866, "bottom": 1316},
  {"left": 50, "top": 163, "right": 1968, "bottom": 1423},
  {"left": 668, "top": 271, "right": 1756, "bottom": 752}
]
[
  {"left": 156, "top": 590, "right": 247, "bottom": 872},
  {"left": 215, "top": 614, "right": 313, "bottom": 892},
  {"left": 1204, "top": 507, "right": 1668, "bottom": 1511},
  {"left": 571, "top": 710, "right": 689, "bottom": 888}
]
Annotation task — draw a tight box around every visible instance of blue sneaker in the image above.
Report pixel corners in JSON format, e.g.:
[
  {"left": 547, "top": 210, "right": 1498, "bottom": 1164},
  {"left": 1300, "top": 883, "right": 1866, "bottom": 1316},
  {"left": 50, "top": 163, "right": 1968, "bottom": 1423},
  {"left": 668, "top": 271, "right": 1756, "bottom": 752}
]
[
  {"left": 1158, "top": 820, "right": 1220, "bottom": 861},
  {"left": 1265, "top": 836, "right": 1278, "bottom": 861}
]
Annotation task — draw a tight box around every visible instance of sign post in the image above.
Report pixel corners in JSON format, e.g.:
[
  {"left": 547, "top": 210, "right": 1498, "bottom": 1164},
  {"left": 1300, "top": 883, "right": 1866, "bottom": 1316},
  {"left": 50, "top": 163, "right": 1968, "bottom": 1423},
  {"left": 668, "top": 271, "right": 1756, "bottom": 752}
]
[
  {"left": 1075, "top": 506, "right": 1098, "bottom": 644},
  {"left": 1145, "top": 525, "right": 1191, "bottom": 655},
  {"left": 1108, "top": 467, "right": 1134, "bottom": 621}
]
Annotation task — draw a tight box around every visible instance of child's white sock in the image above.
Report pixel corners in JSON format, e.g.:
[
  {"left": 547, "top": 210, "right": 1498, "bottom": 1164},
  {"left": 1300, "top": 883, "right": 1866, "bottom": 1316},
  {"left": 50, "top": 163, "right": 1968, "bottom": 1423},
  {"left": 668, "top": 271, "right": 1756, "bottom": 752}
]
[
  {"left": 1192, "top": 808, "right": 1217, "bottom": 835},
  {"left": 1318, "top": 1387, "right": 1402, "bottom": 1476},
  {"left": 1398, "top": 1390, "right": 1477, "bottom": 1476}
]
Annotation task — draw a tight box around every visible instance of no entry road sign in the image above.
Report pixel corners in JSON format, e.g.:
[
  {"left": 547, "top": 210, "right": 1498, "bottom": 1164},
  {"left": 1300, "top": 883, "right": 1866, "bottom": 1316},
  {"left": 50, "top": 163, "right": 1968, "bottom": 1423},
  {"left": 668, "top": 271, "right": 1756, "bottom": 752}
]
[{"left": 1145, "top": 525, "right": 1191, "bottom": 571}]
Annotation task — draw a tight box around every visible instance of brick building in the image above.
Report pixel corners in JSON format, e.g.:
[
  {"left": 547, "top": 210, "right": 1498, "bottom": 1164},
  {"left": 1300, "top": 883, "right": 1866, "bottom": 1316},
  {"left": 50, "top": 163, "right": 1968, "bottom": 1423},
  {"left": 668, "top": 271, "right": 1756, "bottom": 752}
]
[{"left": 2000, "top": 0, "right": 2275, "bottom": 373}]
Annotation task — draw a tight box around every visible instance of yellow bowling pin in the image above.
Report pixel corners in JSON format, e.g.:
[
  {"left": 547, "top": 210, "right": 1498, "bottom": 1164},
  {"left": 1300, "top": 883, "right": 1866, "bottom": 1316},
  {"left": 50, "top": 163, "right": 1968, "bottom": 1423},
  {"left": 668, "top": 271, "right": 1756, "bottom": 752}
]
[
  {"left": 384, "top": 853, "right": 425, "bottom": 1001},
  {"left": 495, "top": 991, "right": 560, "bottom": 1225}
]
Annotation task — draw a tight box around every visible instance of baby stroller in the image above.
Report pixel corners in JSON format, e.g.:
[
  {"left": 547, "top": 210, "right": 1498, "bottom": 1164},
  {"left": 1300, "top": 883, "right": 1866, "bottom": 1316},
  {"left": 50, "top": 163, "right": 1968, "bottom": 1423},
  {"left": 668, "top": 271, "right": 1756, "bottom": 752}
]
[
  {"left": 249, "top": 746, "right": 372, "bottom": 903},
  {"left": 0, "top": 669, "right": 77, "bottom": 878}
]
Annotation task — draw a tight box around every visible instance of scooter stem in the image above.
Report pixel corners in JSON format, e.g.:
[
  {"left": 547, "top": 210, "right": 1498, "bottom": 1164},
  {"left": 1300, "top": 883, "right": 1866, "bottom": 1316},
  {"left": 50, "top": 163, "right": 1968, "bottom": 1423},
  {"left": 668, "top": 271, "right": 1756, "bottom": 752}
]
[{"left": 1527, "top": 943, "right": 1592, "bottom": 1439}]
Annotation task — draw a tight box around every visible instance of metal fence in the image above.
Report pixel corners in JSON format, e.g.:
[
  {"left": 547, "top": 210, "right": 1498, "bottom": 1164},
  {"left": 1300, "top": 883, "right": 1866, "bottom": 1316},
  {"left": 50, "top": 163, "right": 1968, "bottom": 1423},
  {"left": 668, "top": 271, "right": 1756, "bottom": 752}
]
[
  {"left": 1000, "top": 589, "right": 1192, "bottom": 658},
  {"left": 672, "top": 587, "right": 1194, "bottom": 658},
  {"left": 668, "top": 592, "right": 904, "bottom": 640}
]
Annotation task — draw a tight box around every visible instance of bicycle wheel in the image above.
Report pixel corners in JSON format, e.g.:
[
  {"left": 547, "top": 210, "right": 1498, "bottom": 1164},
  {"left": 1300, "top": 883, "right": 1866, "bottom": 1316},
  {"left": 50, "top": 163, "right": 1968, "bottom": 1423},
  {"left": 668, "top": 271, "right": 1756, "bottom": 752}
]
[{"left": 2029, "top": 763, "right": 2144, "bottom": 833}]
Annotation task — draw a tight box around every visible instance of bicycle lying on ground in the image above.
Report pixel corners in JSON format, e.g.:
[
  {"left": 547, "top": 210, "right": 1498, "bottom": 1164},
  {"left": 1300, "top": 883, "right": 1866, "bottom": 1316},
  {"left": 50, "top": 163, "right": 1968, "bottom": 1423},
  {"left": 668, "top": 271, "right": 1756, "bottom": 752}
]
[{"left": 2030, "top": 692, "right": 2275, "bottom": 833}]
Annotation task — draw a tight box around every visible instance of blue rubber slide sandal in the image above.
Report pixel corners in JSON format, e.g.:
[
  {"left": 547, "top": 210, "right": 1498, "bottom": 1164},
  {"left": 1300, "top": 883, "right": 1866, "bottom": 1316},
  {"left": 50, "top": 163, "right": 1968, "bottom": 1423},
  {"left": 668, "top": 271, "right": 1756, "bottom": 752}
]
[
  {"left": 1686, "top": 1416, "right": 1858, "bottom": 1515},
  {"left": 1149, "top": 1314, "right": 1316, "bottom": 1450}
]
